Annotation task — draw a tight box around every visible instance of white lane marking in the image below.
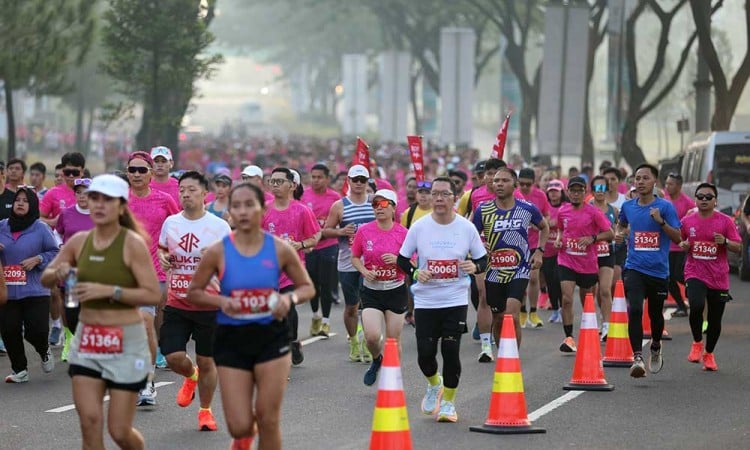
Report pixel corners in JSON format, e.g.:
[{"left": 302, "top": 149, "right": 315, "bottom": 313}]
[
  {"left": 45, "top": 381, "right": 174, "bottom": 413},
  {"left": 301, "top": 333, "right": 337, "bottom": 346},
  {"left": 528, "top": 391, "right": 585, "bottom": 422}
]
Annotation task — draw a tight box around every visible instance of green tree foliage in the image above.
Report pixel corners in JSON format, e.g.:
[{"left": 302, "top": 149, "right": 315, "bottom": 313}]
[
  {"left": 102, "top": 0, "right": 222, "bottom": 158},
  {"left": 0, "top": 0, "right": 96, "bottom": 159}
]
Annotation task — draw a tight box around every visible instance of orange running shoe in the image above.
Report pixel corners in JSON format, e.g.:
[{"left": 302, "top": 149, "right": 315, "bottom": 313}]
[
  {"left": 229, "top": 436, "right": 253, "bottom": 450},
  {"left": 177, "top": 367, "right": 199, "bottom": 407},
  {"left": 702, "top": 352, "right": 718, "bottom": 371},
  {"left": 198, "top": 409, "right": 218, "bottom": 431},
  {"left": 687, "top": 342, "right": 703, "bottom": 363}
]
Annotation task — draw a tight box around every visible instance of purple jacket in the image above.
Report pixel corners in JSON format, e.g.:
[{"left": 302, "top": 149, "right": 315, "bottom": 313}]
[{"left": 0, "top": 219, "right": 59, "bottom": 300}]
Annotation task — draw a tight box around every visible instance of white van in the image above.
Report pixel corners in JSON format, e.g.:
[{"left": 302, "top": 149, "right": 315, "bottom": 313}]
[{"left": 680, "top": 131, "right": 750, "bottom": 215}]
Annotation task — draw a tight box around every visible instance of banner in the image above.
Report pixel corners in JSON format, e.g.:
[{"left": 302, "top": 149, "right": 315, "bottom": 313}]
[
  {"left": 406, "top": 135, "right": 425, "bottom": 182},
  {"left": 354, "top": 137, "right": 371, "bottom": 172},
  {"left": 491, "top": 113, "right": 511, "bottom": 160}
]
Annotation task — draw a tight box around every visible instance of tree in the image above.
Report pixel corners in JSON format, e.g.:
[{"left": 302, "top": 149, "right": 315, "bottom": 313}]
[
  {"left": 102, "top": 0, "right": 222, "bottom": 159},
  {"left": 583, "top": 0, "right": 608, "bottom": 165},
  {"left": 690, "top": 0, "right": 750, "bottom": 131},
  {"left": 0, "top": 0, "right": 96, "bottom": 159}
]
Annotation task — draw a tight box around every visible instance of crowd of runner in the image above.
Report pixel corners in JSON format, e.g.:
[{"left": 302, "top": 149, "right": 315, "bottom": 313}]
[{"left": 0, "top": 143, "right": 745, "bottom": 449}]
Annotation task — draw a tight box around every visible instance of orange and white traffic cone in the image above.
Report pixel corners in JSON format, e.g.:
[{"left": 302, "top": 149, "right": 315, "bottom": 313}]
[
  {"left": 369, "top": 338, "right": 412, "bottom": 450},
  {"left": 470, "top": 314, "right": 546, "bottom": 435},
  {"left": 642, "top": 299, "right": 671, "bottom": 341},
  {"left": 665, "top": 282, "right": 686, "bottom": 307},
  {"left": 603, "top": 281, "right": 633, "bottom": 367},
  {"left": 564, "top": 294, "right": 614, "bottom": 391}
]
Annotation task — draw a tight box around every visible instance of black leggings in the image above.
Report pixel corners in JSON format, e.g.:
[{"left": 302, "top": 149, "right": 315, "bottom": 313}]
[
  {"left": 306, "top": 246, "right": 338, "bottom": 319},
  {"left": 0, "top": 296, "right": 51, "bottom": 373},
  {"left": 414, "top": 306, "right": 466, "bottom": 389},
  {"left": 470, "top": 274, "right": 479, "bottom": 310},
  {"left": 65, "top": 305, "right": 80, "bottom": 332},
  {"left": 541, "top": 255, "right": 562, "bottom": 309},
  {"left": 280, "top": 286, "right": 298, "bottom": 342},
  {"left": 668, "top": 251, "right": 687, "bottom": 309},
  {"left": 686, "top": 278, "right": 728, "bottom": 353},
  {"left": 623, "top": 269, "right": 667, "bottom": 353}
]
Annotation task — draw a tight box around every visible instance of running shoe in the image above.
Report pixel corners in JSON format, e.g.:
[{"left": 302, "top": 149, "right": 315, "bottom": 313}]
[
  {"left": 0, "top": 336, "right": 6, "bottom": 354},
  {"left": 5, "top": 370, "right": 29, "bottom": 383},
  {"left": 348, "top": 337, "right": 361, "bottom": 362},
  {"left": 49, "top": 326, "right": 62, "bottom": 346},
  {"left": 559, "top": 337, "right": 577, "bottom": 353},
  {"left": 528, "top": 312, "right": 543, "bottom": 328},
  {"left": 421, "top": 377, "right": 443, "bottom": 415},
  {"left": 630, "top": 355, "right": 646, "bottom": 378},
  {"left": 548, "top": 309, "right": 561, "bottom": 323},
  {"left": 318, "top": 323, "right": 330, "bottom": 338},
  {"left": 672, "top": 308, "right": 688, "bottom": 317},
  {"left": 309, "top": 317, "right": 322, "bottom": 336},
  {"left": 648, "top": 343, "right": 663, "bottom": 374},
  {"left": 198, "top": 409, "right": 218, "bottom": 431},
  {"left": 702, "top": 320, "right": 708, "bottom": 334},
  {"left": 702, "top": 352, "right": 718, "bottom": 371},
  {"left": 477, "top": 343, "right": 494, "bottom": 363},
  {"left": 137, "top": 383, "right": 157, "bottom": 406},
  {"left": 436, "top": 400, "right": 458, "bottom": 423},
  {"left": 519, "top": 312, "right": 528, "bottom": 329},
  {"left": 177, "top": 367, "right": 199, "bottom": 407},
  {"left": 41, "top": 348, "right": 55, "bottom": 373},
  {"left": 229, "top": 436, "right": 254, "bottom": 450},
  {"left": 360, "top": 341, "right": 373, "bottom": 364},
  {"left": 155, "top": 349, "right": 168, "bottom": 369},
  {"left": 363, "top": 354, "right": 383, "bottom": 386},
  {"left": 291, "top": 341, "right": 304, "bottom": 366},
  {"left": 600, "top": 322, "right": 610, "bottom": 342},
  {"left": 471, "top": 323, "right": 480, "bottom": 341},
  {"left": 61, "top": 328, "right": 73, "bottom": 362},
  {"left": 688, "top": 342, "right": 704, "bottom": 363},
  {"left": 537, "top": 292, "right": 551, "bottom": 310}
]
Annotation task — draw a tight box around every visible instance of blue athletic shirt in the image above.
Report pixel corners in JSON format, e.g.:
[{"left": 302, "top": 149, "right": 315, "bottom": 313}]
[
  {"left": 618, "top": 197, "right": 680, "bottom": 278},
  {"left": 472, "top": 199, "right": 543, "bottom": 283},
  {"left": 216, "top": 232, "right": 280, "bottom": 326}
]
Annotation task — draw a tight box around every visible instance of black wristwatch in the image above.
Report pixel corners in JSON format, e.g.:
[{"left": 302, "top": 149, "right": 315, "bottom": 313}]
[
  {"left": 535, "top": 247, "right": 544, "bottom": 253},
  {"left": 659, "top": 220, "right": 667, "bottom": 227}
]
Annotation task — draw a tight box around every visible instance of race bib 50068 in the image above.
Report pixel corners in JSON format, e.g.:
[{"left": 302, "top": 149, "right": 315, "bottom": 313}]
[{"left": 426, "top": 259, "right": 459, "bottom": 282}]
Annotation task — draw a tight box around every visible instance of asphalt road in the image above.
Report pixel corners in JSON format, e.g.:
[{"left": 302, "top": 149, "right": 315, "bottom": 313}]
[{"left": 2, "top": 275, "right": 749, "bottom": 449}]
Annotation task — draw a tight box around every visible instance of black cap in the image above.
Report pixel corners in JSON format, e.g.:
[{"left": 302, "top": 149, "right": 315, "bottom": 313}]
[
  {"left": 473, "top": 160, "right": 486, "bottom": 173},
  {"left": 568, "top": 176, "right": 587, "bottom": 188},
  {"left": 518, "top": 168, "right": 535, "bottom": 180},
  {"left": 213, "top": 174, "right": 232, "bottom": 185}
]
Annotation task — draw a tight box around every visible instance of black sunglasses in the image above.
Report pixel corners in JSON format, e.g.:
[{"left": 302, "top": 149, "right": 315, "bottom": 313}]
[
  {"left": 695, "top": 193, "right": 715, "bottom": 201},
  {"left": 349, "top": 176, "right": 369, "bottom": 184},
  {"left": 127, "top": 166, "right": 150, "bottom": 174},
  {"left": 63, "top": 168, "right": 81, "bottom": 177}
]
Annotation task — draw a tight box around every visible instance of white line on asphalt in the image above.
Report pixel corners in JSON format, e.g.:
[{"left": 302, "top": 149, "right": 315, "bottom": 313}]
[
  {"left": 45, "top": 381, "right": 175, "bottom": 413},
  {"left": 527, "top": 391, "right": 585, "bottom": 422},
  {"left": 301, "top": 333, "right": 338, "bottom": 346}
]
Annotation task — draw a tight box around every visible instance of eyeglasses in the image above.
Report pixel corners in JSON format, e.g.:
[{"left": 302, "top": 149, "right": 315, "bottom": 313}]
[
  {"left": 349, "top": 176, "right": 369, "bottom": 184},
  {"left": 695, "top": 193, "right": 715, "bottom": 201},
  {"left": 430, "top": 191, "right": 454, "bottom": 198},
  {"left": 127, "top": 166, "right": 149, "bottom": 174},
  {"left": 63, "top": 168, "right": 81, "bottom": 177},
  {"left": 372, "top": 199, "right": 393, "bottom": 209},
  {"left": 593, "top": 184, "right": 607, "bottom": 193},
  {"left": 268, "top": 178, "right": 288, "bottom": 186},
  {"left": 74, "top": 178, "right": 92, "bottom": 187},
  {"left": 417, "top": 180, "right": 432, "bottom": 190}
]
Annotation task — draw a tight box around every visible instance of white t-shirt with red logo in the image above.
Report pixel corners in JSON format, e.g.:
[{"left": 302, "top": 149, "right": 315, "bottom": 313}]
[{"left": 159, "top": 212, "right": 232, "bottom": 311}]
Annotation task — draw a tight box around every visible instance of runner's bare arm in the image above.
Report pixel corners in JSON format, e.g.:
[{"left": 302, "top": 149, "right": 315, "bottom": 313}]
[
  {"left": 41, "top": 232, "right": 87, "bottom": 287},
  {"left": 321, "top": 200, "right": 344, "bottom": 238},
  {"left": 187, "top": 241, "right": 225, "bottom": 309},
  {"left": 276, "top": 238, "right": 315, "bottom": 319}
]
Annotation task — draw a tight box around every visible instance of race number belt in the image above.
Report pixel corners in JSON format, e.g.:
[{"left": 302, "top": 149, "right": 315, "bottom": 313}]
[
  {"left": 692, "top": 241, "right": 718, "bottom": 260},
  {"left": 372, "top": 264, "right": 399, "bottom": 281},
  {"left": 169, "top": 273, "right": 192, "bottom": 298},
  {"left": 565, "top": 238, "right": 588, "bottom": 256},
  {"left": 426, "top": 259, "right": 459, "bottom": 282},
  {"left": 78, "top": 325, "right": 123, "bottom": 359},
  {"left": 3, "top": 265, "right": 27, "bottom": 286},
  {"left": 633, "top": 232, "right": 660, "bottom": 251},
  {"left": 489, "top": 249, "right": 520, "bottom": 271},
  {"left": 596, "top": 241, "right": 610, "bottom": 257},
  {"left": 229, "top": 288, "right": 277, "bottom": 319}
]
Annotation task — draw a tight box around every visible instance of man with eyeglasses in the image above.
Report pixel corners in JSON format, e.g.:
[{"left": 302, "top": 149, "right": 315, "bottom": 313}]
[
  {"left": 322, "top": 164, "right": 376, "bottom": 363},
  {"left": 126, "top": 151, "right": 180, "bottom": 406},
  {"left": 40, "top": 152, "right": 86, "bottom": 228},
  {"left": 615, "top": 164, "right": 681, "bottom": 378},
  {"left": 401, "top": 180, "right": 433, "bottom": 229},
  {"left": 149, "top": 146, "right": 180, "bottom": 206},
  {"left": 397, "top": 176, "right": 487, "bottom": 423},
  {"left": 663, "top": 172, "right": 695, "bottom": 317}
]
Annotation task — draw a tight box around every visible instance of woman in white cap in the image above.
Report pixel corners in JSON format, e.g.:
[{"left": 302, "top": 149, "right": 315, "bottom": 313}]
[
  {"left": 351, "top": 189, "right": 409, "bottom": 386},
  {"left": 42, "top": 174, "right": 162, "bottom": 450}
]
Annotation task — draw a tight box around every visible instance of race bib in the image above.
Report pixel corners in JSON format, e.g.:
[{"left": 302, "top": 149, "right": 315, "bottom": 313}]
[
  {"left": 490, "top": 249, "right": 520, "bottom": 271},
  {"left": 372, "top": 264, "right": 399, "bottom": 281},
  {"left": 547, "top": 231, "right": 558, "bottom": 243},
  {"left": 596, "top": 241, "right": 610, "bottom": 257},
  {"left": 229, "top": 288, "right": 278, "bottom": 319},
  {"left": 565, "top": 238, "right": 588, "bottom": 256},
  {"left": 78, "top": 325, "right": 123, "bottom": 359},
  {"left": 426, "top": 259, "right": 459, "bottom": 282},
  {"left": 633, "top": 232, "right": 660, "bottom": 251},
  {"left": 691, "top": 241, "right": 718, "bottom": 260},
  {"left": 4, "top": 265, "right": 27, "bottom": 286},
  {"left": 169, "top": 273, "right": 192, "bottom": 298}
]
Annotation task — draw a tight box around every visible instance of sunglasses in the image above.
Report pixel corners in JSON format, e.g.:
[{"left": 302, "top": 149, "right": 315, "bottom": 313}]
[
  {"left": 63, "top": 168, "right": 81, "bottom": 177},
  {"left": 268, "top": 178, "right": 288, "bottom": 186},
  {"left": 593, "top": 184, "right": 607, "bottom": 193},
  {"left": 349, "top": 176, "right": 369, "bottom": 184},
  {"left": 695, "top": 193, "right": 715, "bottom": 201},
  {"left": 127, "top": 166, "right": 150, "bottom": 174},
  {"left": 417, "top": 181, "right": 432, "bottom": 190},
  {"left": 74, "top": 178, "right": 92, "bottom": 187},
  {"left": 372, "top": 199, "right": 393, "bottom": 209}
]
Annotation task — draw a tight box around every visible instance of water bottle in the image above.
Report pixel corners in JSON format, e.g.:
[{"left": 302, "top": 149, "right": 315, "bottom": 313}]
[{"left": 65, "top": 268, "right": 78, "bottom": 308}]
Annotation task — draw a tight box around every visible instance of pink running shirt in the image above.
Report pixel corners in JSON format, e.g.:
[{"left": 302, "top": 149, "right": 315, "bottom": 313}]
[
  {"left": 351, "top": 221, "right": 408, "bottom": 289},
  {"left": 557, "top": 203, "right": 612, "bottom": 274},
  {"left": 150, "top": 177, "right": 181, "bottom": 207},
  {"left": 518, "top": 187, "right": 550, "bottom": 248},
  {"left": 40, "top": 184, "right": 76, "bottom": 219},
  {"left": 129, "top": 189, "right": 181, "bottom": 281},
  {"left": 665, "top": 192, "right": 695, "bottom": 251},
  {"left": 681, "top": 211, "right": 741, "bottom": 290},
  {"left": 301, "top": 188, "right": 340, "bottom": 250}
]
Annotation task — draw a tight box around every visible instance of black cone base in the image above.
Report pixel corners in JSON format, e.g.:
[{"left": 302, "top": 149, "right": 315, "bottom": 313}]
[
  {"left": 603, "top": 360, "right": 632, "bottom": 368},
  {"left": 469, "top": 424, "right": 546, "bottom": 435},
  {"left": 563, "top": 382, "right": 614, "bottom": 391}
]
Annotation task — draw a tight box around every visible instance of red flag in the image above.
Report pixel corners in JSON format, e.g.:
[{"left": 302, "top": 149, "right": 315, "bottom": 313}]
[
  {"left": 491, "top": 112, "right": 512, "bottom": 160},
  {"left": 406, "top": 135, "right": 425, "bottom": 182},
  {"left": 343, "top": 137, "right": 371, "bottom": 195}
]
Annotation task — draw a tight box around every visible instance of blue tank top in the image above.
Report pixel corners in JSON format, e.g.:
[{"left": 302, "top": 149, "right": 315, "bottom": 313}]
[
  {"left": 216, "top": 232, "right": 280, "bottom": 326},
  {"left": 206, "top": 201, "right": 226, "bottom": 219}
]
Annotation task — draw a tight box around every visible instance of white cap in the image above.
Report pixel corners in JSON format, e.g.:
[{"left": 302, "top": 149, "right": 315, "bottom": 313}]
[
  {"left": 88, "top": 174, "right": 129, "bottom": 201},
  {"left": 373, "top": 189, "right": 397, "bottom": 206},
  {"left": 347, "top": 164, "right": 369, "bottom": 178},
  {"left": 290, "top": 169, "right": 301, "bottom": 185},
  {"left": 242, "top": 165, "right": 263, "bottom": 178},
  {"left": 150, "top": 146, "right": 173, "bottom": 161}
]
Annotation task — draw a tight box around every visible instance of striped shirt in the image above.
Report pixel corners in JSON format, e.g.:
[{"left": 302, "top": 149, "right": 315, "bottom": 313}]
[{"left": 338, "top": 196, "right": 375, "bottom": 272}]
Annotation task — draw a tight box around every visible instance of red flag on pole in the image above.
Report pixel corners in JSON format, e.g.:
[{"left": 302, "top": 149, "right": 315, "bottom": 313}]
[
  {"left": 491, "top": 112, "right": 512, "bottom": 160},
  {"left": 406, "top": 135, "right": 425, "bottom": 182},
  {"left": 344, "top": 137, "right": 371, "bottom": 195}
]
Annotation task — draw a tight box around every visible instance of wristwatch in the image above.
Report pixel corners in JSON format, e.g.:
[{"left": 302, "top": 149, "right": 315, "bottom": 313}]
[{"left": 111, "top": 285, "right": 123, "bottom": 303}]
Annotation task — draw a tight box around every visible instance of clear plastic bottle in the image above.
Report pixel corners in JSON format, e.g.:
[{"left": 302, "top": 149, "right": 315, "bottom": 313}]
[{"left": 65, "top": 268, "right": 78, "bottom": 308}]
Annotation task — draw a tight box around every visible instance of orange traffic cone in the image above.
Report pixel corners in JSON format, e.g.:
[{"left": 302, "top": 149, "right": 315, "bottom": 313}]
[
  {"left": 470, "top": 314, "right": 546, "bottom": 435},
  {"left": 564, "top": 294, "right": 614, "bottom": 391},
  {"left": 603, "top": 281, "right": 633, "bottom": 367},
  {"left": 642, "top": 299, "right": 671, "bottom": 341},
  {"left": 665, "top": 282, "right": 686, "bottom": 307},
  {"left": 369, "top": 338, "right": 412, "bottom": 450}
]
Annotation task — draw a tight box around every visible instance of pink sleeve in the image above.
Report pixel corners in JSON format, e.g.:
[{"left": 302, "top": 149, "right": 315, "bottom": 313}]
[
  {"left": 351, "top": 228, "right": 364, "bottom": 258},
  {"left": 302, "top": 207, "right": 321, "bottom": 239},
  {"left": 40, "top": 191, "right": 54, "bottom": 216},
  {"left": 167, "top": 196, "right": 180, "bottom": 215},
  {"left": 540, "top": 193, "right": 551, "bottom": 216}
]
